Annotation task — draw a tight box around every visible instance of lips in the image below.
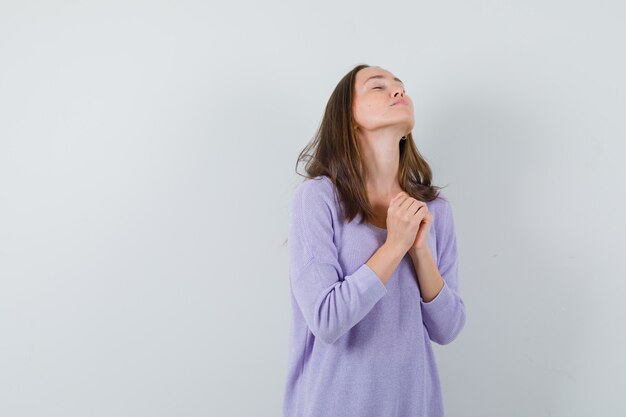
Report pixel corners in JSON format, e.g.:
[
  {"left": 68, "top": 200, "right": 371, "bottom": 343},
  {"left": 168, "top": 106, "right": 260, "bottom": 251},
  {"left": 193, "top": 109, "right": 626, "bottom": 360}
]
[{"left": 391, "top": 99, "right": 408, "bottom": 106}]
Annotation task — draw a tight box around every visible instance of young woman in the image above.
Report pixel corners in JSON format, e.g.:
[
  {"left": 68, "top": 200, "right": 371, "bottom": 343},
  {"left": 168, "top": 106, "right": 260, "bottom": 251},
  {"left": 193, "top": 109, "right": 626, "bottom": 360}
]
[{"left": 282, "top": 64, "right": 467, "bottom": 417}]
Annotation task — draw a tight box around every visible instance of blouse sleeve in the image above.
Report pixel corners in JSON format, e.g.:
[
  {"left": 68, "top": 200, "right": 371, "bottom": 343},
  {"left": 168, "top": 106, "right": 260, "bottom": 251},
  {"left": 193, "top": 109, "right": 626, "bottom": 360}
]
[
  {"left": 420, "top": 194, "right": 467, "bottom": 345},
  {"left": 288, "top": 179, "right": 388, "bottom": 344}
]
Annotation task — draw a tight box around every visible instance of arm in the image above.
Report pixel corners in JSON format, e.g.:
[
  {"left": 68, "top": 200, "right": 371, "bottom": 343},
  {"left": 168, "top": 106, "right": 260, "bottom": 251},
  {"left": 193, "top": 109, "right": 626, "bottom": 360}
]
[
  {"left": 288, "top": 181, "right": 395, "bottom": 344},
  {"left": 409, "top": 197, "right": 466, "bottom": 345},
  {"left": 408, "top": 247, "right": 444, "bottom": 303}
]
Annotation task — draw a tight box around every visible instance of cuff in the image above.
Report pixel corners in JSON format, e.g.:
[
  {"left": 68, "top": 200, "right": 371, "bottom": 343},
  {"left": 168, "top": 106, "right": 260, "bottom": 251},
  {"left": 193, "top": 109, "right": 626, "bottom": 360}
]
[
  {"left": 420, "top": 280, "right": 455, "bottom": 314},
  {"left": 349, "top": 263, "right": 388, "bottom": 301}
]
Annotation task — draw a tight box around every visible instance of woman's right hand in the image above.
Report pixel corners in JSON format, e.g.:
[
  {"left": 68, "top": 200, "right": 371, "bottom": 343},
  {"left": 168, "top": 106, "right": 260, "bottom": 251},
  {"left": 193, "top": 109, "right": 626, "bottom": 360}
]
[{"left": 385, "top": 191, "right": 427, "bottom": 253}]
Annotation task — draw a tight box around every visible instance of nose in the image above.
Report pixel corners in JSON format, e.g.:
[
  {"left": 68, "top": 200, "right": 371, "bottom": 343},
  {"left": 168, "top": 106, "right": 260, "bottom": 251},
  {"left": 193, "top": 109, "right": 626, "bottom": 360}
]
[{"left": 392, "top": 85, "right": 404, "bottom": 97}]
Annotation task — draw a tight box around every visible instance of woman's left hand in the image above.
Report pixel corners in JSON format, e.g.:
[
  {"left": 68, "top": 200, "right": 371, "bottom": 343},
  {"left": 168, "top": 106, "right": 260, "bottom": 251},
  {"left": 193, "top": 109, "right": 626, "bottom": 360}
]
[{"left": 411, "top": 203, "right": 433, "bottom": 253}]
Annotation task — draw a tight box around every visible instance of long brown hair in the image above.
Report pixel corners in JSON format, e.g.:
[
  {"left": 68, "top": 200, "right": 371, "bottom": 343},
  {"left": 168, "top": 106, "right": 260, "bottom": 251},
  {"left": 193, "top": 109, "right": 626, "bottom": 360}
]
[{"left": 294, "top": 63, "right": 446, "bottom": 227}]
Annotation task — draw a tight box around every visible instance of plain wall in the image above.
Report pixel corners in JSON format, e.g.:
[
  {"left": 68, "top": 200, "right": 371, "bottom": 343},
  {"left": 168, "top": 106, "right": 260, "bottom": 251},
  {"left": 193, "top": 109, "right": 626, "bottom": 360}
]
[{"left": 1, "top": 1, "right": 625, "bottom": 416}]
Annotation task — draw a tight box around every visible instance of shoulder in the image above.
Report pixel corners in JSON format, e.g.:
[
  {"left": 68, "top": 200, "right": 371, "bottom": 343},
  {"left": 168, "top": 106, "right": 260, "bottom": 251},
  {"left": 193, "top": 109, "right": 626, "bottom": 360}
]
[
  {"left": 293, "top": 175, "right": 337, "bottom": 206},
  {"left": 426, "top": 190, "right": 451, "bottom": 211},
  {"left": 290, "top": 176, "right": 340, "bottom": 221},
  {"left": 427, "top": 190, "right": 454, "bottom": 229},
  {"left": 289, "top": 176, "right": 340, "bottom": 241}
]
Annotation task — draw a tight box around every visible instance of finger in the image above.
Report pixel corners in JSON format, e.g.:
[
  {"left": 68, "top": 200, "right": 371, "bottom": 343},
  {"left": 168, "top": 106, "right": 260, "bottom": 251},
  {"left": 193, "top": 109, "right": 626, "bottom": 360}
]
[
  {"left": 390, "top": 192, "right": 406, "bottom": 205},
  {"left": 399, "top": 196, "right": 416, "bottom": 209},
  {"left": 411, "top": 202, "right": 426, "bottom": 215}
]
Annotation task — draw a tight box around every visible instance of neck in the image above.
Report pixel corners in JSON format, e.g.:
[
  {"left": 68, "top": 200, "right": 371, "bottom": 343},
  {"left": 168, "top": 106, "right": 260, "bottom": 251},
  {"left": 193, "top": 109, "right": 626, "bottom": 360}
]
[{"left": 356, "top": 128, "right": 404, "bottom": 198}]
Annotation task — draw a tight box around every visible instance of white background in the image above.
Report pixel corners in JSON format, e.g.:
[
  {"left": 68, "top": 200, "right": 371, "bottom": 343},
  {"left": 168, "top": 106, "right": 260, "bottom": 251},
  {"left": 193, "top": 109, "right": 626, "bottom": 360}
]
[{"left": 1, "top": 1, "right": 625, "bottom": 416}]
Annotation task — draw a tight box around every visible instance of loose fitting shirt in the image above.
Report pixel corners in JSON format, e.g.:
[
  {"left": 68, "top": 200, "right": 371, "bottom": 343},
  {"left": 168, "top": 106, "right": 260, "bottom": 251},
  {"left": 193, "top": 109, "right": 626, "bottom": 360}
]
[{"left": 282, "top": 175, "right": 466, "bottom": 417}]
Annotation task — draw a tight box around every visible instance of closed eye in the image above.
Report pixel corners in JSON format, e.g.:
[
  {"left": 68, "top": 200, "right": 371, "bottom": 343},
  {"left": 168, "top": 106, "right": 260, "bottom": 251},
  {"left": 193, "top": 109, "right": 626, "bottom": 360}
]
[{"left": 372, "top": 85, "right": 406, "bottom": 93}]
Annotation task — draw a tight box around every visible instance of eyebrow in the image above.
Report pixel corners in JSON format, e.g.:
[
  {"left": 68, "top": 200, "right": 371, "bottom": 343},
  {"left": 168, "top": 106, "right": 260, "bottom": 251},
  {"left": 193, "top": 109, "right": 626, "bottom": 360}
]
[{"left": 363, "top": 74, "right": 404, "bottom": 86}]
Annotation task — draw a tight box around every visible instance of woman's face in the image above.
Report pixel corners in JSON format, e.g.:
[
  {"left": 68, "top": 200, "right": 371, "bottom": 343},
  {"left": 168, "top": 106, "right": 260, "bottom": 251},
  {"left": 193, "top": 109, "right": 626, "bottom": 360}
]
[{"left": 352, "top": 67, "right": 414, "bottom": 136}]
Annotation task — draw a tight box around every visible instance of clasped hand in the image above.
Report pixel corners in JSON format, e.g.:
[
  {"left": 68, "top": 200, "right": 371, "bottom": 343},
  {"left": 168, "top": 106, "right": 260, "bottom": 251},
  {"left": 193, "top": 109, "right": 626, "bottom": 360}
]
[{"left": 385, "top": 191, "right": 433, "bottom": 253}]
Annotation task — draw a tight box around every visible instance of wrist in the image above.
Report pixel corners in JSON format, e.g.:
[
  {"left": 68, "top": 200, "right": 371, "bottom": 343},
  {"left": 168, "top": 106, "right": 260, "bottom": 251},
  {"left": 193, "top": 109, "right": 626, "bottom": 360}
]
[
  {"left": 409, "top": 246, "right": 431, "bottom": 260},
  {"left": 383, "top": 240, "right": 409, "bottom": 260}
]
